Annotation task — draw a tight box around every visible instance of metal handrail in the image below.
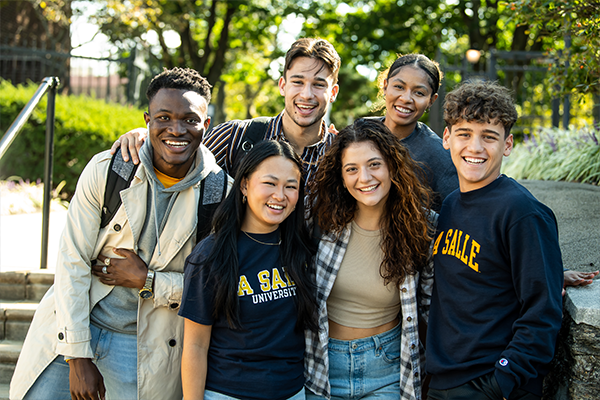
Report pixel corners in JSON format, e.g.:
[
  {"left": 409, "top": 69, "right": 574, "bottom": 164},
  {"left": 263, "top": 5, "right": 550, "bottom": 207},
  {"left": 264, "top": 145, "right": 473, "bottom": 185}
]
[{"left": 0, "top": 76, "right": 60, "bottom": 269}]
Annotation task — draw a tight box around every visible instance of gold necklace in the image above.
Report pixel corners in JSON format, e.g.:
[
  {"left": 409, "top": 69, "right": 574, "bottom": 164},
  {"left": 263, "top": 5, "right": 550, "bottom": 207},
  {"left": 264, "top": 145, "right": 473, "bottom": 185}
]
[{"left": 243, "top": 231, "right": 281, "bottom": 246}]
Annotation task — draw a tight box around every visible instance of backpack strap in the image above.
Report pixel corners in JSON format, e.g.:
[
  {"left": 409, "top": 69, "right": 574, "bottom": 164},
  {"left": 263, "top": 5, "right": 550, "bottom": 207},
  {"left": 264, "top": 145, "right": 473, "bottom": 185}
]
[
  {"left": 196, "top": 169, "right": 228, "bottom": 242},
  {"left": 231, "top": 117, "right": 271, "bottom": 176},
  {"left": 101, "top": 149, "right": 139, "bottom": 228}
]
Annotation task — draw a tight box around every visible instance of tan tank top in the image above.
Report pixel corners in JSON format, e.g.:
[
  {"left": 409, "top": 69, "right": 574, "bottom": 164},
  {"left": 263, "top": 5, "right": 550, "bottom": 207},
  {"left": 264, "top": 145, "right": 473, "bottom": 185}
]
[{"left": 327, "top": 221, "right": 400, "bottom": 328}]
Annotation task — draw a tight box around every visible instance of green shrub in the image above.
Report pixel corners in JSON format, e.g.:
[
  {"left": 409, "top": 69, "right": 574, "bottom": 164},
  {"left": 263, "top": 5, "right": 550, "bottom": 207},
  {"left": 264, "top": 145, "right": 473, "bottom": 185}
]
[
  {"left": 503, "top": 125, "right": 600, "bottom": 185},
  {"left": 0, "top": 79, "right": 145, "bottom": 197}
]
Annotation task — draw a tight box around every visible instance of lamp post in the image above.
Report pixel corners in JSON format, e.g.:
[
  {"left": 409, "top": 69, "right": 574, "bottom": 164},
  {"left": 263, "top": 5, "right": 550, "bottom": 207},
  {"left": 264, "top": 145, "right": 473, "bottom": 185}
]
[
  {"left": 466, "top": 49, "right": 481, "bottom": 64},
  {"left": 464, "top": 49, "right": 482, "bottom": 82}
]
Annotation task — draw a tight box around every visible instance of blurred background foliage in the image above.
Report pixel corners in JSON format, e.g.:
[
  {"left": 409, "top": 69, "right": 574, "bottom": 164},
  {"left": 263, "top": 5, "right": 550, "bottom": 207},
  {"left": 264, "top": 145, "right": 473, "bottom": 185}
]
[
  {"left": 1, "top": 0, "right": 598, "bottom": 196},
  {"left": 0, "top": 79, "right": 144, "bottom": 195},
  {"left": 78, "top": 0, "right": 599, "bottom": 125}
]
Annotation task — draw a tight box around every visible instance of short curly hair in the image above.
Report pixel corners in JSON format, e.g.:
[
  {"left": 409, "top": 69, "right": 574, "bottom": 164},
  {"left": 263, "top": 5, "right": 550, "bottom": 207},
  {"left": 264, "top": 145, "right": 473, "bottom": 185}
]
[
  {"left": 444, "top": 81, "right": 518, "bottom": 137},
  {"left": 146, "top": 67, "right": 212, "bottom": 104}
]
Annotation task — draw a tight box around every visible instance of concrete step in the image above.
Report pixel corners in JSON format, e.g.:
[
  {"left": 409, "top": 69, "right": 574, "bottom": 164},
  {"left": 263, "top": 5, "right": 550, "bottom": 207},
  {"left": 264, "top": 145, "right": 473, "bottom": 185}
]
[
  {"left": 0, "top": 301, "right": 38, "bottom": 342},
  {"left": 0, "top": 340, "right": 21, "bottom": 385},
  {"left": 0, "top": 271, "right": 54, "bottom": 302},
  {"left": 0, "top": 382, "right": 9, "bottom": 400}
]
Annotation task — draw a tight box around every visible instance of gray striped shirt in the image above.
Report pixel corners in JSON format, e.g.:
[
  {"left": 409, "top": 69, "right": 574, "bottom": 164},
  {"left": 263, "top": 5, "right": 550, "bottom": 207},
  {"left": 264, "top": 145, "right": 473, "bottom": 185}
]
[{"left": 202, "top": 112, "right": 334, "bottom": 189}]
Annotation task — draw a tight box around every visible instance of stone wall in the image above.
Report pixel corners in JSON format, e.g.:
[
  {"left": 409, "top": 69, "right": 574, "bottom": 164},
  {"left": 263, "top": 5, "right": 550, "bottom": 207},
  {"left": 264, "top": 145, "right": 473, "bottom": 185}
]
[{"left": 519, "top": 181, "right": 600, "bottom": 400}]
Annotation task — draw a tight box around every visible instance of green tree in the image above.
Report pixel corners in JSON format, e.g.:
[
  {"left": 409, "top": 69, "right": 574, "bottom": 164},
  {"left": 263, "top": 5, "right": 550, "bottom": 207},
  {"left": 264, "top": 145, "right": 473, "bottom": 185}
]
[
  {"left": 293, "top": 0, "right": 550, "bottom": 127},
  {"left": 511, "top": 0, "right": 600, "bottom": 96},
  {"left": 90, "top": 0, "right": 293, "bottom": 124}
]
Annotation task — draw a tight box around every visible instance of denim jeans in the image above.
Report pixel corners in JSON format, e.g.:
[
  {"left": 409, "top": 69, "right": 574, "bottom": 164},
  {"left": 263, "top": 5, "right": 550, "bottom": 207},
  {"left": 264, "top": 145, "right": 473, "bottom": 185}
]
[
  {"left": 306, "top": 323, "right": 402, "bottom": 400},
  {"left": 23, "top": 324, "right": 138, "bottom": 400},
  {"left": 204, "top": 387, "right": 306, "bottom": 400}
]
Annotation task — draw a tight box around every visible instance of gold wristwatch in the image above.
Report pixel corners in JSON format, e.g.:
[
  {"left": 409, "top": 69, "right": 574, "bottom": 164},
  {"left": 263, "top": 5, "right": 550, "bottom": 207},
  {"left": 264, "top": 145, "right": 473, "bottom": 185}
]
[{"left": 139, "top": 269, "right": 155, "bottom": 299}]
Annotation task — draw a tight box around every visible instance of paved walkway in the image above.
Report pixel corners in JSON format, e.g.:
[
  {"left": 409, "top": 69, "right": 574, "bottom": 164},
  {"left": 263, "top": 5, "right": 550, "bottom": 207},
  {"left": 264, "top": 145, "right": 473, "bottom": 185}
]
[
  {"left": 1, "top": 180, "right": 599, "bottom": 274},
  {"left": 0, "top": 210, "right": 66, "bottom": 273}
]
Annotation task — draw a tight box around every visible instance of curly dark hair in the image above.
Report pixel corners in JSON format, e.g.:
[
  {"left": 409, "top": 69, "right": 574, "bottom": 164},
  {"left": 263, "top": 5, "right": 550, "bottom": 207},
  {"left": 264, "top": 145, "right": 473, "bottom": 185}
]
[
  {"left": 309, "top": 118, "right": 433, "bottom": 285},
  {"left": 284, "top": 37, "right": 341, "bottom": 84},
  {"left": 444, "top": 80, "right": 518, "bottom": 137},
  {"left": 146, "top": 67, "right": 212, "bottom": 103}
]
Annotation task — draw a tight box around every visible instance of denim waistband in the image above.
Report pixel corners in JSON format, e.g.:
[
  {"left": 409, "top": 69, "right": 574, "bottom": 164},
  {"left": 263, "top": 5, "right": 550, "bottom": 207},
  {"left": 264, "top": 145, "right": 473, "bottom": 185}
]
[{"left": 328, "top": 322, "right": 402, "bottom": 353}]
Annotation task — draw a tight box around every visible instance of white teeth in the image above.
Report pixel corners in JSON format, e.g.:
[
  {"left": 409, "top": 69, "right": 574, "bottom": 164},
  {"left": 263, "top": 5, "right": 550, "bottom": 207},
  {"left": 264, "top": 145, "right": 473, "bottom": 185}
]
[
  {"left": 394, "top": 106, "right": 412, "bottom": 113},
  {"left": 297, "top": 105, "right": 315, "bottom": 110},
  {"left": 165, "top": 140, "right": 189, "bottom": 147},
  {"left": 267, "top": 204, "right": 283, "bottom": 210},
  {"left": 359, "top": 184, "right": 378, "bottom": 192},
  {"left": 464, "top": 157, "right": 485, "bottom": 164}
]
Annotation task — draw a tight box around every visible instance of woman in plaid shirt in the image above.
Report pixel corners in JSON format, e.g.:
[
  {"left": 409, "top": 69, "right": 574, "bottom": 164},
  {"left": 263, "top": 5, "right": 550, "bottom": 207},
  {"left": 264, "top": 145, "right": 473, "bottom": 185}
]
[{"left": 305, "top": 118, "right": 435, "bottom": 400}]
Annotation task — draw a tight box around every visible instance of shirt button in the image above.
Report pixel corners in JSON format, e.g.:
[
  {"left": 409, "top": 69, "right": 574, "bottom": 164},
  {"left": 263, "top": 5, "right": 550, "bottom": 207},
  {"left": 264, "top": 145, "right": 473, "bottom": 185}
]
[
  {"left": 113, "top": 224, "right": 121, "bottom": 232},
  {"left": 414, "top": 372, "right": 419, "bottom": 378},
  {"left": 407, "top": 316, "right": 412, "bottom": 322},
  {"left": 58, "top": 332, "right": 64, "bottom": 340},
  {"left": 169, "top": 339, "right": 177, "bottom": 347},
  {"left": 411, "top": 343, "right": 416, "bottom": 349},
  {"left": 169, "top": 303, "right": 179, "bottom": 309},
  {"left": 401, "top": 287, "right": 407, "bottom": 293}
]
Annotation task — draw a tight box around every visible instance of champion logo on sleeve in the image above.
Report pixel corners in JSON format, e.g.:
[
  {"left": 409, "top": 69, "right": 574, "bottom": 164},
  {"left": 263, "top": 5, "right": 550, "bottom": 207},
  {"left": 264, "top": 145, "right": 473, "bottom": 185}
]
[{"left": 499, "top": 358, "right": 509, "bottom": 367}]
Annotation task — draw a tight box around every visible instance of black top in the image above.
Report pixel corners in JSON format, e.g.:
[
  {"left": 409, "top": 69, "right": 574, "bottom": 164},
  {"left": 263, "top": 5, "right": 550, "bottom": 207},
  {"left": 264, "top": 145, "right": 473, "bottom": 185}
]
[
  {"left": 426, "top": 176, "right": 564, "bottom": 398},
  {"left": 179, "top": 230, "right": 305, "bottom": 400}
]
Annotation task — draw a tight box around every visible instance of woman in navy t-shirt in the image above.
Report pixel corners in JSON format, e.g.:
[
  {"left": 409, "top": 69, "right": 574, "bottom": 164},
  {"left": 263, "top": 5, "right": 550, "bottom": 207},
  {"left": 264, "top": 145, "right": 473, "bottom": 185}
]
[{"left": 179, "top": 140, "right": 318, "bottom": 400}]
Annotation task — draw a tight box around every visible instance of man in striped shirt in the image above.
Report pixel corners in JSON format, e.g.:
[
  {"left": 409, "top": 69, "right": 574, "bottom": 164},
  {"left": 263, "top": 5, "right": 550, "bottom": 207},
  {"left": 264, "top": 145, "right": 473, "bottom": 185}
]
[{"left": 113, "top": 37, "right": 340, "bottom": 188}]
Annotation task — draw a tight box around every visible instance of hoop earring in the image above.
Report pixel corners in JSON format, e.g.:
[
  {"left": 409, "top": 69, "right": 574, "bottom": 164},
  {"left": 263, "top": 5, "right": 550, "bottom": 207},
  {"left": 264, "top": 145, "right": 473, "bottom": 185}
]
[{"left": 243, "top": 195, "right": 247, "bottom": 204}]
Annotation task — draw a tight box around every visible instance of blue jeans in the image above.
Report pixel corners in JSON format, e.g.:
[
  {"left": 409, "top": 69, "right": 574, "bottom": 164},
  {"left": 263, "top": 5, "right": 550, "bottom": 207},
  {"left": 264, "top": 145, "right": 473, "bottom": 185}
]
[
  {"left": 24, "top": 324, "right": 138, "bottom": 400},
  {"left": 306, "top": 323, "right": 402, "bottom": 400},
  {"left": 204, "top": 387, "right": 306, "bottom": 400}
]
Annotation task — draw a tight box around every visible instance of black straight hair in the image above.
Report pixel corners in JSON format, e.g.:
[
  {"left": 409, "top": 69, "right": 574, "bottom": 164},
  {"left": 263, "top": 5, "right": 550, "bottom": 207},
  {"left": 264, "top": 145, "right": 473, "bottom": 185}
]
[{"left": 202, "top": 140, "right": 318, "bottom": 331}]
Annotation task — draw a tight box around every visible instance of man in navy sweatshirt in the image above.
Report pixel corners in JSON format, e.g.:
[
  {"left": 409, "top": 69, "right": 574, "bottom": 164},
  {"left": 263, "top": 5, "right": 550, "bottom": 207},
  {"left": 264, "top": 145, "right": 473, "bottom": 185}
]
[{"left": 426, "top": 80, "right": 563, "bottom": 400}]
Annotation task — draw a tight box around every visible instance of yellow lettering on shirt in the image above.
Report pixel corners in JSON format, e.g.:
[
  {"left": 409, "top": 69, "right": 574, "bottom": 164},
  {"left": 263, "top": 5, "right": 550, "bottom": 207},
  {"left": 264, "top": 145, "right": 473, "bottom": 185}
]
[
  {"left": 460, "top": 234, "right": 470, "bottom": 264},
  {"left": 454, "top": 231, "right": 463, "bottom": 259},
  {"left": 258, "top": 270, "right": 270, "bottom": 292},
  {"left": 468, "top": 240, "right": 481, "bottom": 272},
  {"left": 439, "top": 229, "right": 480, "bottom": 273},
  {"left": 448, "top": 229, "right": 458, "bottom": 256},
  {"left": 433, "top": 232, "right": 444, "bottom": 256},
  {"left": 238, "top": 275, "right": 254, "bottom": 296},
  {"left": 442, "top": 229, "right": 453, "bottom": 254},
  {"left": 271, "top": 268, "right": 287, "bottom": 290}
]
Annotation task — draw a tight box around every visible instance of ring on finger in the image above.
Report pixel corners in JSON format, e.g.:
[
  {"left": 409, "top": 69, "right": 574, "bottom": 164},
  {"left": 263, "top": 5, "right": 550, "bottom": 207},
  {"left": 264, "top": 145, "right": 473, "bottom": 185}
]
[
  {"left": 104, "top": 258, "right": 111, "bottom": 266},
  {"left": 102, "top": 266, "right": 108, "bottom": 274}
]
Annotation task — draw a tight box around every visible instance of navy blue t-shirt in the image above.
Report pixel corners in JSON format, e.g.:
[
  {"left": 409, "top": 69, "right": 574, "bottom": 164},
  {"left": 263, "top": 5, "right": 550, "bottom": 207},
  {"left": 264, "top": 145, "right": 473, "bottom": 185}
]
[{"left": 179, "top": 230, "right": 305, "bottom": 400}]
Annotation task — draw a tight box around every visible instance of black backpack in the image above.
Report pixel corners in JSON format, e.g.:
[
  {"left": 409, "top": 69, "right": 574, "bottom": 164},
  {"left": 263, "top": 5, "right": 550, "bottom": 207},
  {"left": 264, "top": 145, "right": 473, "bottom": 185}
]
[
  {"left": 230, "top": 117, "right": 271, "bottom": 177},
  {"left": 100, "top": 148, "right": 228, "bottom": 243}
]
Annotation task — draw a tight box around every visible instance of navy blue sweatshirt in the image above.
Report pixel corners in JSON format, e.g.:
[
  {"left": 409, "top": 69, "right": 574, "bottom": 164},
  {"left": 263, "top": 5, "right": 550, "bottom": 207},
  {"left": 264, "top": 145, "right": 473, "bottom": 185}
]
[{"left": 426, "top": 176, "right": 564, "bottom": 399}]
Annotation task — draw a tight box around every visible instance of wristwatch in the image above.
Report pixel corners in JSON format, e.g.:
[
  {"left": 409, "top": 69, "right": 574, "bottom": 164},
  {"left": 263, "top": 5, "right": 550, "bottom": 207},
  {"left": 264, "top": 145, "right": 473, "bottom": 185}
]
[{"left": 139, "top": 269, "right": 155, "bottom": 299}]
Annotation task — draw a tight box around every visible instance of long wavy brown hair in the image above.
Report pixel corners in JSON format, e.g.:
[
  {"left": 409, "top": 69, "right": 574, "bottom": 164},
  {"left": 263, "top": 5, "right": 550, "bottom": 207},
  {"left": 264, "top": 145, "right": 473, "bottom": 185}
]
[{"left": 309, "top": 118, "right": 433, "bottom": 286}]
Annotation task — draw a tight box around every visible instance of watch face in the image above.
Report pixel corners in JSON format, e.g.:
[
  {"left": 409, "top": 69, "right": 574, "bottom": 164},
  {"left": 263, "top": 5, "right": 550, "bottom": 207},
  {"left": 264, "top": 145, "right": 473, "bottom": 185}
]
[{"left": 140, "top": 289, "right": 153, "bottom": 299}]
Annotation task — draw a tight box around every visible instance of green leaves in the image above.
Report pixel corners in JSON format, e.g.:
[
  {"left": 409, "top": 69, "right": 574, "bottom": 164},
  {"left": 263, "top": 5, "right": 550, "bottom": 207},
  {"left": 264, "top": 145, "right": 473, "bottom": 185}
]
[
  {"left": 503, "top": 125, "right": 600, "bottom": 185},
  {"left": 0, "top": 79, "right": 144, "bottom": 197}
]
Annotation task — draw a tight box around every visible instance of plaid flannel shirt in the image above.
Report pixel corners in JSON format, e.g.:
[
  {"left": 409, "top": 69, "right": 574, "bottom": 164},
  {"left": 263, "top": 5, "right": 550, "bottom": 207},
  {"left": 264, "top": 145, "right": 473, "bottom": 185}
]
[
  {"left": 304, "top": 223, "right": 435, "bottom": 400},
  {"left": 202, "top": 112, "right": 333, "bottom": 189}
]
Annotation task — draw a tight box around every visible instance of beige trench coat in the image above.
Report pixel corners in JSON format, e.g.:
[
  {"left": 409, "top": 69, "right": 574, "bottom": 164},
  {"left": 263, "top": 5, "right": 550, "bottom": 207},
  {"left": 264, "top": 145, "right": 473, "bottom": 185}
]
[{"left": 10, "top": 147, "right": 228, "bottom": 400}]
